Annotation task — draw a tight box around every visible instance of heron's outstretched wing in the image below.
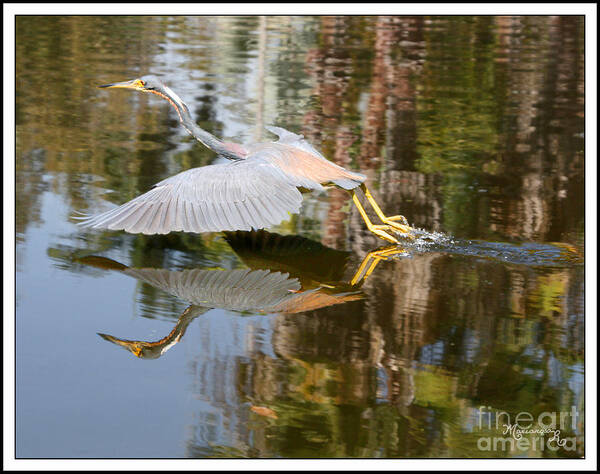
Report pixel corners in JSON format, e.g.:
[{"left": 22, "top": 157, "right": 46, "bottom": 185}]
[{"left": 77, "top": 158, "right": 303, "bottom": 234}]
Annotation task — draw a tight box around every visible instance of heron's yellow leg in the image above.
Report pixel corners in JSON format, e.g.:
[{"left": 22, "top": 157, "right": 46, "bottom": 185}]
[
  {"left": 361, "top": 184, "right": 412, "bottom": 236},
  {"left": 352, "top": 192, "right": 399, "bottom": 244},
  {"left": 350, "top": 246, "right": 407, "bottom": 286}
]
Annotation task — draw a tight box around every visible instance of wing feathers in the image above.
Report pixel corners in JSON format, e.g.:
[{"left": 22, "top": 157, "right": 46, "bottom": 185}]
[{"left": 78, "top": 158, "right": 303, "bottom": 235}]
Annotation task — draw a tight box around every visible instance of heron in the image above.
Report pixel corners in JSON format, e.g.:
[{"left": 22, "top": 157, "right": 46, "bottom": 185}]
[{"left": 79, "top": 75, "right": 413, "bottom": 244}]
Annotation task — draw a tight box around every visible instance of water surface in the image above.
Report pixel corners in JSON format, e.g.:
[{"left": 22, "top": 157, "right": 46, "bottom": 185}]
[{"left": 15, "top": 15, "right": 585, "bottom": 458}]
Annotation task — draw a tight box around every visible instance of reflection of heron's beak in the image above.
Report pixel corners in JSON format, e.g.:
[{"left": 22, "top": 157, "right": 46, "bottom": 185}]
[
  {"left": 98, "top": 79, "right": 145, "bottom": 90},
  {"left": 76, "top": 255, "right": 128, "bottom": 271},
  {"left": 98, "top": 332, "right": 143, "bottom": 357}
]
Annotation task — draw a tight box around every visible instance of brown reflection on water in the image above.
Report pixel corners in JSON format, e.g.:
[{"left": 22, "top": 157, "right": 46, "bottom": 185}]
[
  {"left": 16, "top": 15, "right": 585, "bottom": 459},
  {"left": 183, "top": 245, "right": 583, "bottom": 457}
]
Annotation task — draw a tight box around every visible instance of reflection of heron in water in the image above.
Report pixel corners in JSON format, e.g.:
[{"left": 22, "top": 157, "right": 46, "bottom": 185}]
[
  {"left": 78, "top": 75, "right": 412, "bottom": 244},
  {"left": 80, "top": 230, "right": 405, "bottom": 359}
]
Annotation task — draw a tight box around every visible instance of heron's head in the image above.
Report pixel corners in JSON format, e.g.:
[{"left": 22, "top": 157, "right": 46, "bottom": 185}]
[
  {"left": 98, "top": 75, "right": 190, "bottom": 117},
  {"left": 98, "top": 74, "right": 165, "bottom": 93}
]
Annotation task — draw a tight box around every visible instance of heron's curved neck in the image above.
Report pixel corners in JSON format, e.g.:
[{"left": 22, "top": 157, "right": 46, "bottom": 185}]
[{"left": 152, "top": 88, "right": 243, "bottom": 160}]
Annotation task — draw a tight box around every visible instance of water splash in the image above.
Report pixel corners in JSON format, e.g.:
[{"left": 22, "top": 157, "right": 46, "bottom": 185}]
[{"left": 396, "top": 228, "right": 583, "bottom": 268}]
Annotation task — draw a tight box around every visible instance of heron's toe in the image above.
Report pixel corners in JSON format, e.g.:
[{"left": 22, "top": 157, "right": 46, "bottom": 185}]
[{"left": 386, "top": 215, "right": 409, "bottom": 226}]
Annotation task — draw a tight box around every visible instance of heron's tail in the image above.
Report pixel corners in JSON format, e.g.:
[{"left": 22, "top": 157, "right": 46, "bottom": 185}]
[{"left": 332, "top": 170, "right": 366, "bottom": 190}]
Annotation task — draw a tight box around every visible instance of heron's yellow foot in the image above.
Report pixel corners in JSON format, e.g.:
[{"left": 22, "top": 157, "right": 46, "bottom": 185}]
[
  {"left": 385, "top": 215, "right": 409, "bottom": 225},
  {"left": 367, "top": 224, "right": 400, "bottom": 245},
  {"left": 381, "top": 218, "right": 412, "bottom": 235},
  {"left": 359, "top": 185, "right": 414, "bottom": 238},
  {"left": 379, "top": 216, "right": 415, "bottom": 241}
]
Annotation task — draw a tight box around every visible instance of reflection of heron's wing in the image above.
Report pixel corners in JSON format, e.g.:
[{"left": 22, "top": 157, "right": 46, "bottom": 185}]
[
  {"left": 224, "top": 230, "right": 352, "bottom": 285},
  {"left": 77, "top": 158, "right": 303, "bottom": 234},
  {"left": 123, "top": 268, "right": 301, "bottom": 313},
  {"left": 271, "top": 289, "right": 363, "bottom": 314}
]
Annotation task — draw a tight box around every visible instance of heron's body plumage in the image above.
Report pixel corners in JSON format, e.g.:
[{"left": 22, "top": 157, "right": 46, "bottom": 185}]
[{"left": 249, "top": 126, "right": 366, "bottom": 191}]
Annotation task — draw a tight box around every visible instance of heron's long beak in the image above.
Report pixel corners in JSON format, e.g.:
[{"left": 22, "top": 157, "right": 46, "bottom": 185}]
[{"left": 98, "top": 79, "right": 145, "bottom": 90}]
